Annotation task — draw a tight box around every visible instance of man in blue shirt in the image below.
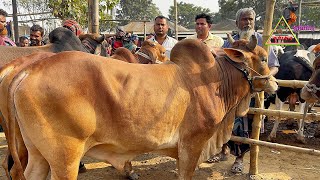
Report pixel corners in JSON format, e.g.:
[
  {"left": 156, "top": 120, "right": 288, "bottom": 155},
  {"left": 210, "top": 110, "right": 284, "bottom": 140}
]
[{"left": 208, "top": 8, "right": 279, "bottom": 174}]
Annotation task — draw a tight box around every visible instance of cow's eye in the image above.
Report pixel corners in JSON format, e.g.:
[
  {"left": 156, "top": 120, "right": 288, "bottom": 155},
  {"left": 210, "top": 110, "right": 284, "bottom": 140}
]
[{"left": 261, "top": 56, "right": 267, "bottom": 62}]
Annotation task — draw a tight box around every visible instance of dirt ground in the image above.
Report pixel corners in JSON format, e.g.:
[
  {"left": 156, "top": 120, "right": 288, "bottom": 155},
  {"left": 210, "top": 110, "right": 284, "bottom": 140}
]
[{"left": 1, "top": 105, "right": 320, "bottom": 179}]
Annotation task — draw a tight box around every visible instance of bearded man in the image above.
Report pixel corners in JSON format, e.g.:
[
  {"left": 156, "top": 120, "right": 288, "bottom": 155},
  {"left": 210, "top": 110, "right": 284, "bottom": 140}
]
[{"left": 207, "top": 8, "right": 279, "bottom": 174}]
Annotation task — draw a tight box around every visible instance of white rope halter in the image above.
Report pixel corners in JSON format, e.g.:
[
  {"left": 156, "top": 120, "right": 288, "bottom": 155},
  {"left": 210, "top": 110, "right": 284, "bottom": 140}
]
[{"left": 135, "top": 50, "right": 163, "bottom": 64}]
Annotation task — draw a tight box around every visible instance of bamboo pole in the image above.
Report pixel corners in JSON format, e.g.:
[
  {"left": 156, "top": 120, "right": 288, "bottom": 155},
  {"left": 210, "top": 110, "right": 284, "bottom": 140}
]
[
  {"left": 174, "top": 0, "right": 178, "bottom": 40},
  {"left": 88, "top": 0, "right": 99, "bottom": 34},
  {"left": 231, "top": 136, "right": 320, "bottom": 156},
  {"left": 277, "top": 79, "right": 308, "bottom": 88},
  {"left": 250, "top": 0, "right": 276, "bottom": 175},
  {"left": 12, "top": 0, "right": 19, "bottom": 42},
  {"left": 248, "top": 108, "right": 320, "bottom": 122}
]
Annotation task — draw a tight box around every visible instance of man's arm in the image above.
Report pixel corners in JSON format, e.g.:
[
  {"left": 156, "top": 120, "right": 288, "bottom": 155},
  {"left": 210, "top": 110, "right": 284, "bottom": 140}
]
[
  {"left": 269, "top": 66, "right": 279, "bottom": 76},
  {"left": 268, "top": 46, "right": 280, "bottom": 76}
]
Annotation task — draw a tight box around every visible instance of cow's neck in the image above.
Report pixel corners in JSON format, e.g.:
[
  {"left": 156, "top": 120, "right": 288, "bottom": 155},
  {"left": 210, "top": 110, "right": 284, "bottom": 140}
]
[{"left": 186, "top": 57, "right": 251, "bottom": 126}]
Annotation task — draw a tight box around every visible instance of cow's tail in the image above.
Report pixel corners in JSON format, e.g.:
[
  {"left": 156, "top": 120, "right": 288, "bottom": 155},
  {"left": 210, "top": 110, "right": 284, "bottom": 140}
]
[{"left": 7, "top": 70, "right": 28, "bottom": 180}]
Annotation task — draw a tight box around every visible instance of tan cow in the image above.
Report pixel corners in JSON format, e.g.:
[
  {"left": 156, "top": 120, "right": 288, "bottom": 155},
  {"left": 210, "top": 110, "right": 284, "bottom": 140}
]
[
  {"left": 6, "top": 37, "right": 277, "bottom": 180},
  {"left": 301, "top": 55, "right": 320, "bottom": 103},
  {"left": 0, "top": 52, "right": 56, "bottom": 179},
  {"left": 112, "top": 40, "right": 168, "bottom": 64},
  {"left": 0, "top": 27, "right": 105, "bottom": 67},
  {"left": 1, "top": 40, "right": 166, "bottom": 179}
]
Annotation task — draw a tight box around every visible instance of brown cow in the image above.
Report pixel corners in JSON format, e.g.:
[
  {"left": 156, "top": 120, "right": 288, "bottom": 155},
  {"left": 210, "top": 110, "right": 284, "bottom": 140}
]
[
  {"left": 0, "top": 27, "right": 105, "bottom": 178},
  {"left": 301, "top": 55, "right": 320, "bottom": 103},
  {"left": 0, "top": 52, "right": 56, "bottom": 179},
  {"left": 1, "top": 40, "right": 166, "bottom": 179},
  {"left": 112, "top": 40, "right": 168, "bottom": 64},
  {"left": 6, "top": 37, "right": 277, "bottom": 179},
  {"left": 0, "top": 27, "right": 105, "bottom": 67}
]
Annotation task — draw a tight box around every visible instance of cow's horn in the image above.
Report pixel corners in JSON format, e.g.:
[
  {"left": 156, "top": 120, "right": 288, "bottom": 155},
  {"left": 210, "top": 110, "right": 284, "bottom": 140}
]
[
  {"left": 226, "top": 33, "right": 235, "bottom": 44},
  {"left": 246, "top": 35, "right": 257, "bottom": 51}
]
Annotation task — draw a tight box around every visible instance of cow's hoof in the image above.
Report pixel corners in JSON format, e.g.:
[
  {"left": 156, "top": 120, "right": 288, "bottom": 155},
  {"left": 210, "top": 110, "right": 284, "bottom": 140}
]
[
  {"left": 314, "top": 132, "right": 320, "bottom": 138},
  {"left": 127, "top": 172, "right": 139, "bottom": 180},
  {"left": 266, "top": 136, "right": 276, "bottom": 143},
  {"left": 78, "top": 162, "right": 87, "bottom": 173},
  {"left": 296, "top": 135, "right": 306, "bottom": 144}
]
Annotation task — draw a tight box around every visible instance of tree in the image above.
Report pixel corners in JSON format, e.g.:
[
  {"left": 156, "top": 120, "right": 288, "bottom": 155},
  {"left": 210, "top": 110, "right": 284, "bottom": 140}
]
[
  {"left": 3, "top": 0, "right": 120, "bottom": 31},
  {"left": 116, "top": 0, "right": 161, "bottom": 26},
  {"left": 168, "top": 2, "right": 213, "bottom": 29},
  {"left": 216, "top": 0, "right": 320, "bottom": 30},
  {"left": 48, "top": 0, "right": 120, "bottom": 31},
  {"left": 3, "top": 0, "right": 54, "bottom": 22}
]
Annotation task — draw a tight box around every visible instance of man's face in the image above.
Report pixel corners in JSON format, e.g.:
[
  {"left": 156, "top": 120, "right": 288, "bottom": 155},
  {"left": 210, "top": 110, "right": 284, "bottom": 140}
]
[
  {"left": 0, "top": 15, "right": 6, "bottom": 31},
  {"left": 195, "top": 18, "right": 212, "bottom": 37},
  {"left": 30, "top": 30, "right": 43, "bottom": 46},
  {"left": 154, "top": 18, "right": 168, "bottom": 37},
  {"left": 238, "top": 12, "right": 255, "bottom": 31}
]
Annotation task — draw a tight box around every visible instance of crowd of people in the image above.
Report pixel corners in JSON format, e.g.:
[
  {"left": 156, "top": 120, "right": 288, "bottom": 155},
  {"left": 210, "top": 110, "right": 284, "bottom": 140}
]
[{"left": 2, "top": 5, "right": 319, "bottom": 176}]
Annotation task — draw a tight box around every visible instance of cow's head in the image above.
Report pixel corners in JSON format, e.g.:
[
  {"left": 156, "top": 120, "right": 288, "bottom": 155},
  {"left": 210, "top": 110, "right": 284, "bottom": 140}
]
[
  {"left": 79, "top": 33, "right": 108, "bottom": 56},
  {"left": 135, "top": 40, "right": 169, "bottom": 64},
  {"left": 301, "top": 55, "right": 320, "bottom": 103},
  {"left": 0, "top": 23, "right": 7, "bottom": 36},
  {"left": 223, "top": 35, "right": 278, "bottom": 94}
]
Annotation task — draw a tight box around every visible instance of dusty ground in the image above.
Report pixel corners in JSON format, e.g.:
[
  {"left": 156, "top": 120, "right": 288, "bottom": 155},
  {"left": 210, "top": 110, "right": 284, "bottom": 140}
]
[{"left": 1, "top": 105, "right": 320, "bottom": 179}]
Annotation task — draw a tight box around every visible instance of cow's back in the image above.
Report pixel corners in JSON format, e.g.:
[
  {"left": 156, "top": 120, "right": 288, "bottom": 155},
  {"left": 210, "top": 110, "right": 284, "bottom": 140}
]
[{"left": 0, "top": 45, "right": 52, "bottom": 67}]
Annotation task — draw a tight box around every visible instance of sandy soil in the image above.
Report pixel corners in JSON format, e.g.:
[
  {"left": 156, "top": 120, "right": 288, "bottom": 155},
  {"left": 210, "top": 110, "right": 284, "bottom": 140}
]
[
  {"left": 1, "top": 105, "right": 320, "bottom": 179},
  {"left": 1, "top": 130, "right": 320, "bottom": 180}
]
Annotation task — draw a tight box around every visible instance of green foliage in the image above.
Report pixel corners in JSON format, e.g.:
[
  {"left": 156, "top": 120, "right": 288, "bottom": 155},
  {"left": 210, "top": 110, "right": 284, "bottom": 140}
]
[
  {"left": 48, "top": 0, "right": 119, "bottom": 30},
  {"left": 216, "top": 0, "right": 320, "bottom": 29},
  {"left": 116, "top": 0, "right": 161, "bottom": 26},
  {"left": 168, "top": 2, "right": 213, "bottom": 29}
]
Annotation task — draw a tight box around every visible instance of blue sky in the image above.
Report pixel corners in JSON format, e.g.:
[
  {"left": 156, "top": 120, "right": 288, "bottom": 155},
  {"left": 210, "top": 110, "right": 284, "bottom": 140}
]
[
  {"left": 152, "top": 0, "right": 220, "bottom": 17},
  {"left": 1, "top": 0, "right": 221, "bottom": 20}
]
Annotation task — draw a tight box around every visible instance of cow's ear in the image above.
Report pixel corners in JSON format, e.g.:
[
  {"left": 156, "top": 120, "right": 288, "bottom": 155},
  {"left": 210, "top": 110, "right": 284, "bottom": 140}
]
[{"left": 223, "top": 48, "right": 245, "bottom": 63}]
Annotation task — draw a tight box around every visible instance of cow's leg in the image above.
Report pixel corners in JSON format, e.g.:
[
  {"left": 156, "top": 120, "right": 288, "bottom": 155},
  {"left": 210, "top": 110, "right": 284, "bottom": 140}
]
[
  {"left": 1, "top": 153, "right": 12, "bottom": 179},
  {"left": 16, "top": 124, "right": 28, "bottom": 170},
  {"left": 296, "top": 102, "right": 306, "bottom": 143},
  {"left": 24, "top": 148, "right": 49, "bottom": 180},
  {"left": 314, "top": 123, "right": 320, "bottom": 138},
  {"left": 7, "top": 120, "right": 29, "bottom": 179},
  {"left": 124, "top": 161, "right": 139, "bottom": 180},
  {"left": 178, "top": 137, "right": 207, "bottom": 180},
  {"left": 47, "top": 140, "right": 85, "bottom": 180},
  {"left": 268, "top": 96, "right": 284, "bottom": 142}
]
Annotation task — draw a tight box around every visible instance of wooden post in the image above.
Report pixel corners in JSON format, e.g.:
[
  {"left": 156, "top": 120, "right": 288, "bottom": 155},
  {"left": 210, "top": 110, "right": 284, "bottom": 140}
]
[
  {"left": 144, "top": 21, "right": 146, "bottom": 40},
  {"left": 174, "top": 0, "right": 178, "bottom": 40},
  {"left": 12, "top": 0, "right": 19, "bottom": 42},
  {"left": 297, "top": 0, "right": 302, "bottom": 38},
  {"left": 250, "top": 0, "right": 276, "bottom": 175},
  {"left": 88, "top": 0, "right": 99, "bottom": 34}
]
